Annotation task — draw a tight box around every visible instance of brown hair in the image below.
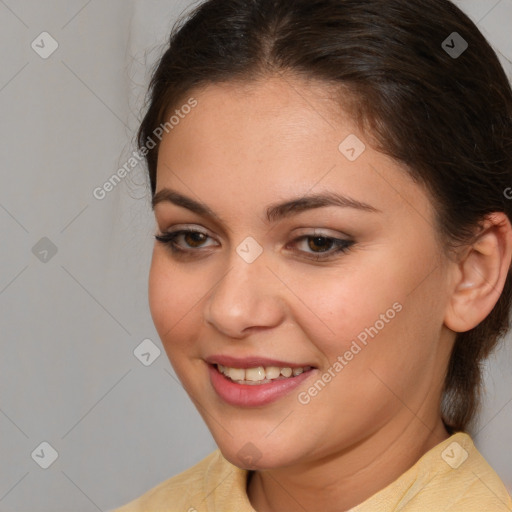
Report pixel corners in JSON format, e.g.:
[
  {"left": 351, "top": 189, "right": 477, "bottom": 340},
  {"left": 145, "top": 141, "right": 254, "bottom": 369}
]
[{"left": 138, "top": 0, "right": 512, "bottom": 432}]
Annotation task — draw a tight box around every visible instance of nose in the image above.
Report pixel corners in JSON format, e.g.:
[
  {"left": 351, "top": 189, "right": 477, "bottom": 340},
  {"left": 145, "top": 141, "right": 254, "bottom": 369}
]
[{"left": 204, "top": 253, "right": 286, "bottom": 338}]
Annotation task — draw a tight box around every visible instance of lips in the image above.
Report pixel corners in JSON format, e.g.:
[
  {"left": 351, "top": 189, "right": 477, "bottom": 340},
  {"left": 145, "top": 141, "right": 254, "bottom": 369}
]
[{"left": 205, "top": 355, "right": 317, "bottom": 407}]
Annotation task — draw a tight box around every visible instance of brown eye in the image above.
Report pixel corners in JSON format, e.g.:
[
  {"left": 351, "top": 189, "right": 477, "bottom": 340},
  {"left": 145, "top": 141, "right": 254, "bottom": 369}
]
[
  {"left": 154, "top": 229, "right": 218, "bottom": 253},
  {"left": 307, "top": 236, "right": 335, "bottom": 253},
  {"left": 184, "top": 232, "right": 208, "bottom": 248},
  {"left": 289, "top": 233, "right": 354, "bottom": 260}
]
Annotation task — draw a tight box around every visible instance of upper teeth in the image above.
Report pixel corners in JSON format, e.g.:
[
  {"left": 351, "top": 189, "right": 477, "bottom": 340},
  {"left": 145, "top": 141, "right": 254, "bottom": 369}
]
[{"left": 217, "top": 364, "right": 309, "bottom": 383}]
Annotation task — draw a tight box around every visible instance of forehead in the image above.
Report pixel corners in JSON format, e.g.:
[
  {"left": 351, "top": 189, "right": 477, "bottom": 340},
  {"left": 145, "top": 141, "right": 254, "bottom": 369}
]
[{"left": 155, "top": 77, "right": 433, "bottom": 226}]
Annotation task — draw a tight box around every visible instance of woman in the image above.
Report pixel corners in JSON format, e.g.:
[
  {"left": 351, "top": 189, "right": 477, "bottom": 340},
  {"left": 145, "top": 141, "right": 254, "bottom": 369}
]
[{"left": 115, "top": 0, "right": 512, "bottom": 509}]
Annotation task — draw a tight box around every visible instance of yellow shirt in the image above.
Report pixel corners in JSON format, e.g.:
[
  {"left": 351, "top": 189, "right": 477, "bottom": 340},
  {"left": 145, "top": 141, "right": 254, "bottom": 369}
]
[{"left": 113, "top": 433, "right": 512, "bottom": 511}]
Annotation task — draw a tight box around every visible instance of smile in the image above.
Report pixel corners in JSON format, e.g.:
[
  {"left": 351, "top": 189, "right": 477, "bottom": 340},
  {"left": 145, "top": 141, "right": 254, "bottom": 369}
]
[
  {"left": 208, "top": 361, "right": 317, "bottom": 407},
  {"left": 217, "top": 364, "right": 313, "bottom": 384}
]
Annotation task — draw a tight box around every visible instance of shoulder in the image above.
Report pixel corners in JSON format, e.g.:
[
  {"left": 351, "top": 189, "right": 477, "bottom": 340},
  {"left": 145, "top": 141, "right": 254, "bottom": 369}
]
[
  {"left": 437, "top": 433, "right": 512, "bottom": 510},
  {"left": 111, "top": 450, "right": 227, "bottom": 512},
  {"left": 351, "top": 432, "right": 512, "bottom": 511},
  {"left": 401, "top": 433, "right": 512, "bottom": 510}
]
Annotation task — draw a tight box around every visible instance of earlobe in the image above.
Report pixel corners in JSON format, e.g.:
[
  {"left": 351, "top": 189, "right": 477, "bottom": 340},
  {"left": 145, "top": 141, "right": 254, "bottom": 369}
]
[{"left": 444, "top": 212, "right": 512, "bottom": 333}]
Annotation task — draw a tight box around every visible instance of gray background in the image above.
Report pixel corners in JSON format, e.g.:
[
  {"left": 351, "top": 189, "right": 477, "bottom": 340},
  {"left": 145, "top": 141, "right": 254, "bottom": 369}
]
[{"left": 0, "top": 1, "right": 510, "bottom": 510}]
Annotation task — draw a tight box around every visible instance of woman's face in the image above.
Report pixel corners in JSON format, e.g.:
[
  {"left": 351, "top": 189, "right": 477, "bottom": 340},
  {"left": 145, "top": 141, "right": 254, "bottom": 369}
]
[{"left": 149, "top": 76, "right": 455, "bottom": 471}]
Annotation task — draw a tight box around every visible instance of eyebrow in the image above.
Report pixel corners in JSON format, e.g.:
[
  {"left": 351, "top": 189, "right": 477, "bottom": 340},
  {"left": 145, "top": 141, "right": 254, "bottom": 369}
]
[{"left": 152, "top": 188, "right": 380, "bottom": 222}]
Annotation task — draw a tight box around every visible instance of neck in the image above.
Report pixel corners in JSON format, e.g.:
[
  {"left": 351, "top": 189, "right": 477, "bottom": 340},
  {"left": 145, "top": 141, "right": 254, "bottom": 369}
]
[{"left": 247, "top": 417, "right": 450, "bottom": 512}]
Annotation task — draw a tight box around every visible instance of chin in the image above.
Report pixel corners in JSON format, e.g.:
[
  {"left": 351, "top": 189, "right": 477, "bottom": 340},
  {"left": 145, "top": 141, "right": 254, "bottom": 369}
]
[
  {"left": 210, "top": 431, "right": 306, "bottom": 471},
  {"left": 220, "top": 445, "right": 291, "bottom": 471}
]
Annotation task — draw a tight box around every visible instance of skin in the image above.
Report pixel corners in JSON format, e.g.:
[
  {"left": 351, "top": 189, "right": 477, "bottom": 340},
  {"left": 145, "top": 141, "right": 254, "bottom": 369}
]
[{"left": 148, "top": 76, "right": 512, "bottom": 512}]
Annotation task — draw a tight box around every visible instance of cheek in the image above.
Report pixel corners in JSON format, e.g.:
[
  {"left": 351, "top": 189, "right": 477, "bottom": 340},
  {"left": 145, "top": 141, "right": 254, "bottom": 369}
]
[
  {"left": 285, "top": 262, "right": 403, "bottom": 358},
  {"left": 148, "top": 251, "right": 206, "bottom": 351},
  {"left": 287, "top": 243, "right": 444, "bottom": 374}
]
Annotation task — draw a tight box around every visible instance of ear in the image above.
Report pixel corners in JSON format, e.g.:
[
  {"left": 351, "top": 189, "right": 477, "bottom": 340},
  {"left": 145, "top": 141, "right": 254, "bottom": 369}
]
[{"left": 444, "top": 212, "right": 512, "bottom": 333}]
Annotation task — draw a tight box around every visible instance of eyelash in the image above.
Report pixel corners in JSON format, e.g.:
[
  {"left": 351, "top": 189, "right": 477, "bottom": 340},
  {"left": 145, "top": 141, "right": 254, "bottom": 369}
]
[{"left": 154, "top": 229, "right": 354, "bottom": 261}]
